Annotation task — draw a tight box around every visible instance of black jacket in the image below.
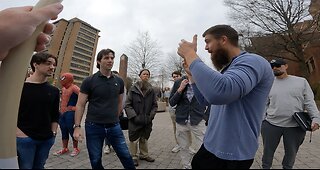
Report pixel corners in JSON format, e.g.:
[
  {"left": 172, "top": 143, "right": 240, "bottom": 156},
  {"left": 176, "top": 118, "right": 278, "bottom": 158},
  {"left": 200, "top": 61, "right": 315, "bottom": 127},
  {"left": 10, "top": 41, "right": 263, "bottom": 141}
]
[{"left": 169, "top": 77, "right": 206, "bottom": 125}]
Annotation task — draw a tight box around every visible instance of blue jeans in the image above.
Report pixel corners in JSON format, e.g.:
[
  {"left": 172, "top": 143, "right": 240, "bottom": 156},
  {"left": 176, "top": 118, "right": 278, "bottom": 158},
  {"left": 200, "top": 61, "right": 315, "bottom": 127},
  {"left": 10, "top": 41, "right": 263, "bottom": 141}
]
[
  {"left": 85, "top": 121, "right": 135, "bottom": 169},
  {"left": 16, "top": 136, "right": 55, "bottom": 169},
  {"left": 59, "top": 111, "right": 75, "bottom": 140}
]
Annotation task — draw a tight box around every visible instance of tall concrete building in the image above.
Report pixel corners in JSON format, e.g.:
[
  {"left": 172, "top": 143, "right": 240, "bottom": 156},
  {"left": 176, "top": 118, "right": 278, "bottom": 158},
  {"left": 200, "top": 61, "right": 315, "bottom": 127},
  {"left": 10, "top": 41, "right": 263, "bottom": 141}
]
[{"left": 46, "top": 17, "right": 100, "bottom": 87}]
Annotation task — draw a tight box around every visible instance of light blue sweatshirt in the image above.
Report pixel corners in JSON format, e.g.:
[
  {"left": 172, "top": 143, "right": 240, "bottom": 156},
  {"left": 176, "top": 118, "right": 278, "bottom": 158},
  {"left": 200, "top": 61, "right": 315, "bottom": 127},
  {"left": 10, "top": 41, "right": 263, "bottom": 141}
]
[{"left": 190, "top": 52, "right": 274, "bottom": 160}]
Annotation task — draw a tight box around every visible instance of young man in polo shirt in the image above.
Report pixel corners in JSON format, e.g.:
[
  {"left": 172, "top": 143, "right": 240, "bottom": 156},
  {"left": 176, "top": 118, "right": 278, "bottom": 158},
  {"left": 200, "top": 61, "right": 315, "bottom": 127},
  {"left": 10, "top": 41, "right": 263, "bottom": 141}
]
[{"left": 73, "top": 49, "right": 135, "bottom": 169}]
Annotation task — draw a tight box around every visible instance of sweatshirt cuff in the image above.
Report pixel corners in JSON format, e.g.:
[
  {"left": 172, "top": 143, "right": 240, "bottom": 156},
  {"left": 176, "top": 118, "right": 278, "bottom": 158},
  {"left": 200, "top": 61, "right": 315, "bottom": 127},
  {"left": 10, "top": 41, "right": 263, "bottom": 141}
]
[
  {"left": 312, "top": 117, "right": 320, "bottom": 125},
  {"left": 189, "top": 58, "right": 203, "bottom": 72}
]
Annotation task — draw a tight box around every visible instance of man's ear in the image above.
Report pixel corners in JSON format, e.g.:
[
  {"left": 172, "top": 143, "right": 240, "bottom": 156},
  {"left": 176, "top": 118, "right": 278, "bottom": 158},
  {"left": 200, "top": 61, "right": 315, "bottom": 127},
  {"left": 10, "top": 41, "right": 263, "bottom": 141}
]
[
  {"left": 33, "top": 62, "right": 38, "bottom": 70},
  {"left": 221, "top": 35, "right": 228, "bottom": 45}
]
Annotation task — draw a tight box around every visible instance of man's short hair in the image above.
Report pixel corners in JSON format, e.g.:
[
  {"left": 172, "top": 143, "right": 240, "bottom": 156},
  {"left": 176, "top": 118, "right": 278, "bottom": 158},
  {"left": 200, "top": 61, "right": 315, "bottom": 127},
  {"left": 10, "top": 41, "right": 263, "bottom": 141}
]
[
  {"left": 30, "top": 52, "right": 57, "bottom": 72},
  {"left": 202, "top": 25, "right": 239, "bottom": 47},
  {"left": 171, "top": 71, "right": 182, "bottom": 77},
  {"left": 96, "top": 49, "right": 115, "bottom": 69}
]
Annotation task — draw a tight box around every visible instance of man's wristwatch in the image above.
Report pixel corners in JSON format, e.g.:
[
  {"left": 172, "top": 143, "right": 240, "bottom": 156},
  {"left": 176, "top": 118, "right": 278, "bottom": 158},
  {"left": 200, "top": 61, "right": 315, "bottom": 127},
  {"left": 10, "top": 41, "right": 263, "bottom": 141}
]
[
  {"left": 52, "top": 131, "right": 57, "bottom": 137},
  {"left": 73, "top": 124, "right": 81, "bottom": 129}
]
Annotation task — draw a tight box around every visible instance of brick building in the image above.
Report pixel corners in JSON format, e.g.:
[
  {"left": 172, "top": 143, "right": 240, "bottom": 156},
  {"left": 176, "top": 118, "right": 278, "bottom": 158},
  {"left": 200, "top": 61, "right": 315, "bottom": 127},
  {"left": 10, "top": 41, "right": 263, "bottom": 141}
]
[{"left": 246, "top": 0, "right": 320, "bottom": 88}]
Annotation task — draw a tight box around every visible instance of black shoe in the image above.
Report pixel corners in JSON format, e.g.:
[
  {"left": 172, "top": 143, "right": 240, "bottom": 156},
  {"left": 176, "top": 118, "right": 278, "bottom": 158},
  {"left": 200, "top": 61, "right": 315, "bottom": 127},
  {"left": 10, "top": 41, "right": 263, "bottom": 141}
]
[
  {"left": 139, "top": 156, "right": 155, "bottom": 162},
  {"left": 133, "top": 159, "right": 139, "bottom": 166}
]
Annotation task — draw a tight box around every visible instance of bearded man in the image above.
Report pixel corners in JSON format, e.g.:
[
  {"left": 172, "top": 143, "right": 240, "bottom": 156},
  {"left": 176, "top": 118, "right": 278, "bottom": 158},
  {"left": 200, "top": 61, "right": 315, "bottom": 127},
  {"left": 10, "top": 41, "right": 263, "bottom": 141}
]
[{"left": 177, "top": 25, "right": 274, "bottom": 169}]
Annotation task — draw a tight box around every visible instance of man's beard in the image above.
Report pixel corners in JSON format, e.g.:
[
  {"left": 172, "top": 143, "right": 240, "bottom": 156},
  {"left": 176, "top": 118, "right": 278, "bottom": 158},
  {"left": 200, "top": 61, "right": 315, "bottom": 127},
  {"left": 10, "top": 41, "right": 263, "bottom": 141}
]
[
  {"left": 273, "top": 70, "right": 284, "bottom": 76},
  {"left": 211, "top": 48, "right": 230, "bottom": 71}
]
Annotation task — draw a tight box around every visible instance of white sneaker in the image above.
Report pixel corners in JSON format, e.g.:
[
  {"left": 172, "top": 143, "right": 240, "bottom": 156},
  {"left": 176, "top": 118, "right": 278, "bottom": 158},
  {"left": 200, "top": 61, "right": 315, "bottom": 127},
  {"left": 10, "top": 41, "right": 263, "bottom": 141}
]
[
  {"left": 103, "top": 145, "right": 110, "bottom": 154},
  {"left": 189, "top": 147, "right": 196, "bottom": 155},
  {"left": 171, "top": 144, "right": 181, "bottom": 153}
]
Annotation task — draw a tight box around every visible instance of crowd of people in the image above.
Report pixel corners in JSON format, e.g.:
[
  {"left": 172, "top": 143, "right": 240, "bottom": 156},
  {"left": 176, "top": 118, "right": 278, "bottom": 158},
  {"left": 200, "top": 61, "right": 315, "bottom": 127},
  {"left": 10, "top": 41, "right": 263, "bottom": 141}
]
[{"left": 1, "top": 2, "right": 320, "bottom": 169}]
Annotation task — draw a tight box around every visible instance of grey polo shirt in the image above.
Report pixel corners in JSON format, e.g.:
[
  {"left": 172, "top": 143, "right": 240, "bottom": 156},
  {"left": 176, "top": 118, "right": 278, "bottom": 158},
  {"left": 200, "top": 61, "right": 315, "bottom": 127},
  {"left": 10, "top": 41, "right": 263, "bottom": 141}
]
[{"left": 81, "top": 71, "right": 124, "bottom": 124}]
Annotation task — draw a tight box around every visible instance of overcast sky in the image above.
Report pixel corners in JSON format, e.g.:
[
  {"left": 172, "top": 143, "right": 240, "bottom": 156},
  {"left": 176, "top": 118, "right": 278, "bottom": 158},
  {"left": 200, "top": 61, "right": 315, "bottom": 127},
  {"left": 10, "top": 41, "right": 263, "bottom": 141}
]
[{"left": 1, "top": 0, "right": 230, "bottom": 75}]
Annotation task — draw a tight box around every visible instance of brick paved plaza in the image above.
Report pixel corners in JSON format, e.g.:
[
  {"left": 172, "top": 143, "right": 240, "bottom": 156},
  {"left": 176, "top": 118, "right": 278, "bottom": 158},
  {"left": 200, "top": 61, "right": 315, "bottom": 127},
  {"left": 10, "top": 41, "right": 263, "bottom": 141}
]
[{"left": 45, "top": 109, "right": 320, "bottom": 169}]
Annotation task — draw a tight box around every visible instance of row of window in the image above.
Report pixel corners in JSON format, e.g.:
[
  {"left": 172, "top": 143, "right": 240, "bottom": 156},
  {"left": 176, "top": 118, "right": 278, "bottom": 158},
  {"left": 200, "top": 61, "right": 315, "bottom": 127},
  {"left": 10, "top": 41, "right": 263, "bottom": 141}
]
[
  {"left": 70, "top": 68, "right": 90, "bottom": 76},
  {"left": 78, "top": 32, "right": 96, "bottom": 42},
  {"left": 73, "top": 51, "right": 92, "bottom": 61},
  {"left": 80, "top": 27, "right": 96, "bottom": 38},
  {"left": 74, "top": 46, "right": 92, "bottom": 56},
  {"left": 71, "top": 63, "right": 90, "bottom": 71},
  {"left": 81, "top": 23, "right": 98, "bottom": 34},
  {"left": 72, "top": 57, "right": 91, "bottom": 66},
  {"left": 77, "top": 37, "right": 95, "bottom": 47},
  {"left": 306, "top": 57, "right": 316, "bottom": 73},
  {"left": 76, "top": 42, "right": 94, "bottom": 51}
]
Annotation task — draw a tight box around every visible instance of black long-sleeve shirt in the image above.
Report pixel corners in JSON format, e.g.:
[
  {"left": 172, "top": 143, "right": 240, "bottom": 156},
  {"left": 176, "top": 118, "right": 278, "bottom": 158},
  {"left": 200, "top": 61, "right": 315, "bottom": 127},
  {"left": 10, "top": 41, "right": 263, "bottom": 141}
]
[{"left": 17, "top": 82, "right": 60, "bottom": 140}]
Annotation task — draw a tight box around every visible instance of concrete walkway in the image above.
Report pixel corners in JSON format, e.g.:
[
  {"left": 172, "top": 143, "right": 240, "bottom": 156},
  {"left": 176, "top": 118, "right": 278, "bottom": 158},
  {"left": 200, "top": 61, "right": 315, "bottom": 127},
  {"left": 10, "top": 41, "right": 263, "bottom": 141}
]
[{"left": 45, "top": 110, "right": 320, "bottom": 169}]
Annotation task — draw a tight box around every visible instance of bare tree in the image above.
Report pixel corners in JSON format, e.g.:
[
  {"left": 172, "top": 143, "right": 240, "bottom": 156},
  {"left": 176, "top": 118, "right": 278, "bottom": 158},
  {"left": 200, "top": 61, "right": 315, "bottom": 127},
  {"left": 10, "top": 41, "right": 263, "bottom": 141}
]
[
  {"left": 165, "top": 51, "right": 185, "bottom": 75},
  {"left": 225, "top": 0, "right": 320, "bottom": 78},
  {"left": 126, "top": 31, "right": 162, "bottom": 79}
]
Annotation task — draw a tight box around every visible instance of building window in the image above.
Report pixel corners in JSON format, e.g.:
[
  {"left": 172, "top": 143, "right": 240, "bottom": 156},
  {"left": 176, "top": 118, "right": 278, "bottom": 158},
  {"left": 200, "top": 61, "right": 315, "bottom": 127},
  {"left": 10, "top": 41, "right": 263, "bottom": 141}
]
[
  {"left": 70, "top": 63, "right": 90, "bottom": 71},
  {"left": 70, "top": 68, "right": 90, "bottom": 76},
  {"left": 74, "top": 46, "right": 92, "bottom": 56},
  {"left": 306, "top": 57, "right": 316, "bottom": 73},
  {"left": 73, "top": 52, "right": 92, "bottom": 61}
]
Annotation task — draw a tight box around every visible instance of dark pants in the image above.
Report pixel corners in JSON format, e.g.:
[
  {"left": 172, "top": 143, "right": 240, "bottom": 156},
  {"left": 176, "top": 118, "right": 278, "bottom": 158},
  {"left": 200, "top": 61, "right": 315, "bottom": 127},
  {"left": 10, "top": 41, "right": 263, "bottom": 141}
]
[
  {"left": 59, "top": 111, "right": 75, "bottom": 140},
  {"left": 191, "top": 144, "right": 254, "bottom": 169},
  {"left": 85, "top": 121, "right": 135, "bottom": 169},
  {"left": 261, "top": 120, "right": 306, "bottom": 169}
]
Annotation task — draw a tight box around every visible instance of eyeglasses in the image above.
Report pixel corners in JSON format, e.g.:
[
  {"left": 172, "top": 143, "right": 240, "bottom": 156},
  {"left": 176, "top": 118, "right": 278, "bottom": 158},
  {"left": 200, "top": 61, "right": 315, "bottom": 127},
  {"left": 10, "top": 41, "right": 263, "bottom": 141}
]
[{"left": 270, "top": 63, "right": 282, "bottom": 68}]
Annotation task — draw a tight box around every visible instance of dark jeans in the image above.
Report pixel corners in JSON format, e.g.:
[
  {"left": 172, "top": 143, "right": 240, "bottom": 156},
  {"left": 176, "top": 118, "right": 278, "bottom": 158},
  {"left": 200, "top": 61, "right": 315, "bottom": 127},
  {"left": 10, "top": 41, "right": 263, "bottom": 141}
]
[
  {"left": 85, "top": 121, "right": 135, "bottom": 169},
  {"left": 191, "top": 144, "right": 254, "bottom": 169},
  {"left": 261, "top": 120, "right": 306, "bottom": 169},
  {"left": 16, "top": 136, "right": 55, "bottom": 169},
  {"left": 59, "top": 111, "right": 75, "bottom": 140}
]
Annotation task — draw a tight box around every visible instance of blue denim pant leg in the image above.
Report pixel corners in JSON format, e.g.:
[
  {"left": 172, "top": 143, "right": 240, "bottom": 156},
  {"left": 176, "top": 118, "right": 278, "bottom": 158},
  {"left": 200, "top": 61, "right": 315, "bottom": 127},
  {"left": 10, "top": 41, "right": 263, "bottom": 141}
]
[
  {"left": 59, "top": 111, "right": 75, "bottom": 140},
  {"left": 107, "top": 123, "right": 135, "bottom": 169},
  {"left": 17, "top": 137, "right": 55, "bottom": 169},
  {"left": 85, "top": 122, "right": 106, "bottom": 169}
]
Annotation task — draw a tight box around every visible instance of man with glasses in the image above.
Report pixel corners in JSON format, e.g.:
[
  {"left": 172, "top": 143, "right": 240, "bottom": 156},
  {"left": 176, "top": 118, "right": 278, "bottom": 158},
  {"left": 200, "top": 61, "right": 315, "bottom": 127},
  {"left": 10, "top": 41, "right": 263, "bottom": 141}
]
[{"left": 262, "top": 58, "right": 320, "bottom": 169}]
